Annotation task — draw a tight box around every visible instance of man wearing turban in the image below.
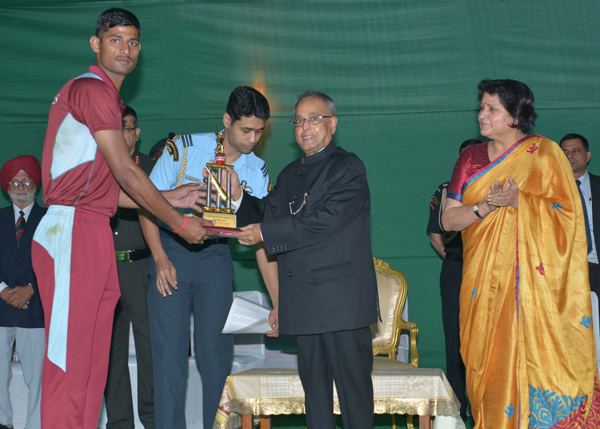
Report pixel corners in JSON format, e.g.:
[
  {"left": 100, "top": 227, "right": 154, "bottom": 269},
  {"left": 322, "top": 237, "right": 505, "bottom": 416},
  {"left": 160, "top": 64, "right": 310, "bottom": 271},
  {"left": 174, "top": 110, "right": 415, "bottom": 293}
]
[{"left": 0, "top": 155, "right": 46, "bottom": 429}]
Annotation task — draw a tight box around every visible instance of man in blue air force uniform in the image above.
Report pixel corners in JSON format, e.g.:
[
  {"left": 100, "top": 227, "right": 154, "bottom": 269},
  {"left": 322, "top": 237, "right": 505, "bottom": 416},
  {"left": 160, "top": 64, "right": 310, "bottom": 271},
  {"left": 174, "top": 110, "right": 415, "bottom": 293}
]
[{"left": 139, "top": 86, "right": 279, "bottom": 429}]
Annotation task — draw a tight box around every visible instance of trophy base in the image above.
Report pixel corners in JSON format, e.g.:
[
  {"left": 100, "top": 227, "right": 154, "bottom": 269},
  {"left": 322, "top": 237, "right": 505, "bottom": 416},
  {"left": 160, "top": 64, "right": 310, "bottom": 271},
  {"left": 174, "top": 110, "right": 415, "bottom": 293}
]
[
  {"left": 204, "top": 225, "right": 242, "bottom": 237},
  {"left": 202, "top": 209, "right": 237, "bottom": 228}
]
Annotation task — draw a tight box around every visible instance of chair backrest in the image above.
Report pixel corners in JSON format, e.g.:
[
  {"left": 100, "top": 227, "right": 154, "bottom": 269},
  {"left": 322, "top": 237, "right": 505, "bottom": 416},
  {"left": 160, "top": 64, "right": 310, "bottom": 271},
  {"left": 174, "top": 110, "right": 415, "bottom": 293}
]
[{"left": 370, "top": 257, "right": 408, "bottom": 357}]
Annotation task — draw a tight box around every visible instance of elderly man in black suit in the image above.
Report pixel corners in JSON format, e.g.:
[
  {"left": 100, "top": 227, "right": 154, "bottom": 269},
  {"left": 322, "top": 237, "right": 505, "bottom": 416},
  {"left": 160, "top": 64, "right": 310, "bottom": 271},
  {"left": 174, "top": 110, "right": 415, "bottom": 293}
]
[
  {"left": 231, "top": 90, "right": 378, "bottom": 429},
  {"left": 0, "top": 155, "right": 46, "bottom": 429},
  {"left": 560, "top": 133, "right": 600, "bottom": 294}
]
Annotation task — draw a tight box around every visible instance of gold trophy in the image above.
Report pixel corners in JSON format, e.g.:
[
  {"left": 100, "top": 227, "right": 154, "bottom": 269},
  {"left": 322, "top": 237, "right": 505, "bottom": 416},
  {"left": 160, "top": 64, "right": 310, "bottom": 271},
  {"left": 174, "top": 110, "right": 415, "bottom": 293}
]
[{"left": 201, "top": 127, "right": 241, "bottom": 236}]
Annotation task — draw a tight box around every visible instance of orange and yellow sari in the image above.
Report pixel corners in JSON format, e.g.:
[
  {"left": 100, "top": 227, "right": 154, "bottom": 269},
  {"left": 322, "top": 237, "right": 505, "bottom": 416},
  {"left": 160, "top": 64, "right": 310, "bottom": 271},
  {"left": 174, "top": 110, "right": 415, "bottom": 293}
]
[{"left": 455, "top": 135, "right": 600, "bottom": 428}]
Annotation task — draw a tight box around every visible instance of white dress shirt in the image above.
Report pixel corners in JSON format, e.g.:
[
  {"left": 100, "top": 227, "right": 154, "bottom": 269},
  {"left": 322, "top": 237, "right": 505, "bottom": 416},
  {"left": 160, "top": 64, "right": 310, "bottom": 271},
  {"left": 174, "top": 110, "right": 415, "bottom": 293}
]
[{"left": 578, "top": 171, "right": 598, "bottom": 264}]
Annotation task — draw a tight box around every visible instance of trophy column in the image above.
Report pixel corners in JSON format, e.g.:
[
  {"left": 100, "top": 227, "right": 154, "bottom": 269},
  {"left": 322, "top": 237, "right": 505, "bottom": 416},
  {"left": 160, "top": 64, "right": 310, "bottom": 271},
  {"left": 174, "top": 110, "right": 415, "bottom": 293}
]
[{"left": 200, "top": 128, "right": 239, "bottom": 235}]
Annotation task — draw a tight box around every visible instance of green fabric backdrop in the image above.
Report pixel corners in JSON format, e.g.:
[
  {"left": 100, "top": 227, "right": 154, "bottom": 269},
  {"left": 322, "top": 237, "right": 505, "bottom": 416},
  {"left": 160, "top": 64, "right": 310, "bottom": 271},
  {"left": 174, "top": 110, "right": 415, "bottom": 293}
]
[{"left": 1, "top": 0, "right": 600, "bottom": 386}]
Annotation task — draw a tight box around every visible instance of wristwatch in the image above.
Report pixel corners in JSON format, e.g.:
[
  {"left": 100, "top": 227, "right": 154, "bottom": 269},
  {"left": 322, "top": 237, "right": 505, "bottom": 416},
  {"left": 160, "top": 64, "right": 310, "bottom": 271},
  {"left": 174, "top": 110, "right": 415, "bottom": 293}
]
[{"left": 473, "top": 203, "right": 484, "bottom": 219}]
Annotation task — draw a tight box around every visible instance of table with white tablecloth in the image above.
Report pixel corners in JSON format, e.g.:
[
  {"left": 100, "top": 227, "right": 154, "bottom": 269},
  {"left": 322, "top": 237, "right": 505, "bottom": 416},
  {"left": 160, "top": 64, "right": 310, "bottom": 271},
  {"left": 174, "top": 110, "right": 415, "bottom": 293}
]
[{"left": 215, "top": 366, "right": 465, "bottom": 429}]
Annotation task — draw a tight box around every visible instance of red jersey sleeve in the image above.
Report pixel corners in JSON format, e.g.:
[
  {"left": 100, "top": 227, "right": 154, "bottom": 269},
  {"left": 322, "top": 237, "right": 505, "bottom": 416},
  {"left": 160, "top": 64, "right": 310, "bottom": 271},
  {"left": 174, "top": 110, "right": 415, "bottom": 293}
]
[
  {"left": 447, "top": 147, "right": 471, "bottom": 202},
  {"left": 68, "top": 78, "right": 122, "bottom": 135}
]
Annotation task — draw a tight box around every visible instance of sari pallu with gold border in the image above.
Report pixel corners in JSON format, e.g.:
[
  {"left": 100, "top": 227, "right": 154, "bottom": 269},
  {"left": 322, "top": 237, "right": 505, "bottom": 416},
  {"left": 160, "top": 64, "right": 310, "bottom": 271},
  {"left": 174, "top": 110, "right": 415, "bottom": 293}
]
[{"left": 458, "top": 135, "right": 600, "bottom": 428}]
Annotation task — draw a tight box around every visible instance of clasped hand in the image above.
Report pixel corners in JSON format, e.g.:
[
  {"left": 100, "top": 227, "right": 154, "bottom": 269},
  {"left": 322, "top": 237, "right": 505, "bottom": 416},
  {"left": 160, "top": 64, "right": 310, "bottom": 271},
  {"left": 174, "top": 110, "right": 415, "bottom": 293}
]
[
  {"left": 0, "top": 284, "right": 34, "bottom": 309},
  {"left": 487, "top": 177, "right": 519, "bottom": 209}
]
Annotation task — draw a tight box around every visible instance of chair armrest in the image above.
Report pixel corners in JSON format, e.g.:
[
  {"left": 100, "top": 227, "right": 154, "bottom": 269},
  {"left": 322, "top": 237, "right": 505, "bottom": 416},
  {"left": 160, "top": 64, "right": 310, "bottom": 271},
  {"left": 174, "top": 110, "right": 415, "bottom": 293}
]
[{"left": 407, "top": 321, "right": 419, "bottom": 367}]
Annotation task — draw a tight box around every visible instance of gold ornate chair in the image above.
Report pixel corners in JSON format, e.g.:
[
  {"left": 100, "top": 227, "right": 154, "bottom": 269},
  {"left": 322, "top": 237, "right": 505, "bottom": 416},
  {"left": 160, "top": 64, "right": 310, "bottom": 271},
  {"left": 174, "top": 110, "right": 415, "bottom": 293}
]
[{"left": 371, "top": 257, "right": 420, "bottom": 429}]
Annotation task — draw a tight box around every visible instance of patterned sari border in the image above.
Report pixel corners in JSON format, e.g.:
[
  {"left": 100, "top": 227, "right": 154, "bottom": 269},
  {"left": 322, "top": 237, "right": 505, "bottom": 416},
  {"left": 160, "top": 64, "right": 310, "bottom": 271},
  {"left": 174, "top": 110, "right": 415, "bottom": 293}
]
[
  {"left": 517, "top": 238, "right": 521, "bottom": 427},
  {"left": 448, "top": 192, "right": 462, "bottom": 202}
]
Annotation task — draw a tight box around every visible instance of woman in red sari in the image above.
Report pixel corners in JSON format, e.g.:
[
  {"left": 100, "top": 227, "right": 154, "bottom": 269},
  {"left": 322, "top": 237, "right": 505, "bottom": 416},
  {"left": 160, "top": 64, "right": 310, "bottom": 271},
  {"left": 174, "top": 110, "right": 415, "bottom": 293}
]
[{"left": 442, "top": 79, "right": 600, "bottom": 428}]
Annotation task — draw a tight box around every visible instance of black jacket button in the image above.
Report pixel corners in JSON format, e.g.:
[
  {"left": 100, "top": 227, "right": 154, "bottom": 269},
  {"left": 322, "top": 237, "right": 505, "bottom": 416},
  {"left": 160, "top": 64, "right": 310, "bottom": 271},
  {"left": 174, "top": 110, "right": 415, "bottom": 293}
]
[{"left": 287, "top": 271, "right": 293, "bottom": 277}]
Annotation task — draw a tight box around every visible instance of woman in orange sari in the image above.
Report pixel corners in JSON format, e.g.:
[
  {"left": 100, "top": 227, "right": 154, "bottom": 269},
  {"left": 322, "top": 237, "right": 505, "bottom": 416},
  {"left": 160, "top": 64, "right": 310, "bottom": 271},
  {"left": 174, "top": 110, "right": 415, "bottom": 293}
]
[{"left": 442, "top": 79, "right": 600, "bottom": 428}]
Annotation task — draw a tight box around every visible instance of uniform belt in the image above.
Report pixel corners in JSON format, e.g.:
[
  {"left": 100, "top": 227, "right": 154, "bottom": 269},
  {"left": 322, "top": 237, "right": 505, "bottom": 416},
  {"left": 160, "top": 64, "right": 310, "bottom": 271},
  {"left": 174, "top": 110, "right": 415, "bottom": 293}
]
[
  {"left": 116, "top": 248, "right": 152, "bottom": 263},
  {"left": 194, "top": 237, "right": 229, "bottom": 247},
  {"left": 159, "top": 228, "right": 229, "bottom": 251},
  {"left": 211, "top": 237, "right": 229, "bottom": 245},
  {"left": 590, "top": 262, "right": 600, "bottom": 268}
]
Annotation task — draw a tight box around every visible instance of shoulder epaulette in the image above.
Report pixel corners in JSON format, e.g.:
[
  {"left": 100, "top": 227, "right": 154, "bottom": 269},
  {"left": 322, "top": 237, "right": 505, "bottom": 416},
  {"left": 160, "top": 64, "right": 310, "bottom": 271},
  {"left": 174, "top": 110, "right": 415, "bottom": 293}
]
[
  {"left": 180, "top": 134, "right": 194, "bottom": 148},
  {"left": 261, "top": 162, "right": 269, "bottom": 178},
  {"left": 165, "top": 138, "right": 179, "bottom": 161}
]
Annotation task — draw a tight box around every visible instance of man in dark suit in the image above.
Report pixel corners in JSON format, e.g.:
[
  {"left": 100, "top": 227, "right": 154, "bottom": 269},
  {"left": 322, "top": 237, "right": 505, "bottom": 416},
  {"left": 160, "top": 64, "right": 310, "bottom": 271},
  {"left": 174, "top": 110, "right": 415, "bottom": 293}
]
[
  {"left": 560, "top": 133, "right": 600, "bottom": 294},
  {"left": 104, "top": 106, "right": 155, "bottom": 429},
  {"left": 0, "top": 155, "right": 46, "bottom": 429},
  {"left": 231, "top": 91, "right": 378, "bottom": 429}
]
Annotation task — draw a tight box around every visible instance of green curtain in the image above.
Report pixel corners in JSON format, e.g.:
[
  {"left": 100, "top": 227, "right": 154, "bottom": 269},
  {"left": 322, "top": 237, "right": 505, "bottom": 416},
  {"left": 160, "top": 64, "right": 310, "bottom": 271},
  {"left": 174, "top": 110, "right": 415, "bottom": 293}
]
[{"left": 2, "top": 0, "right": 600, "bottom": 377}]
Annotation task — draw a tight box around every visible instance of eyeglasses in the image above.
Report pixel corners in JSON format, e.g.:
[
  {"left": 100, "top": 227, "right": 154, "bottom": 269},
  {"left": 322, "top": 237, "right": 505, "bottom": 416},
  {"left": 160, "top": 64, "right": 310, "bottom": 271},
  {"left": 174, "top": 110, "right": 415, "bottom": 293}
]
[
  {"left": 123, "top": 126, "right": 138, "bottom": 132},
  {"left": 289, "top": 115, "right": 333, "bottom": 127},
  {"left": 8, "top": 178, "right": 32, "bottom": 188}
]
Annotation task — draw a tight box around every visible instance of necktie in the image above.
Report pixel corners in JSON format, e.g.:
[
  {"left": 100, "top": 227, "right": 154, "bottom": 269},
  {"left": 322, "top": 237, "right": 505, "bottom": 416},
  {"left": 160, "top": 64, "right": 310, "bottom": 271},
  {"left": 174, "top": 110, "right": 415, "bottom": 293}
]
[
  {"left": 576, "top": 179, "right": 592, "bottom": 255},
  {"left": 15, "top": 210, "right": 25, "bottom": 249}
]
